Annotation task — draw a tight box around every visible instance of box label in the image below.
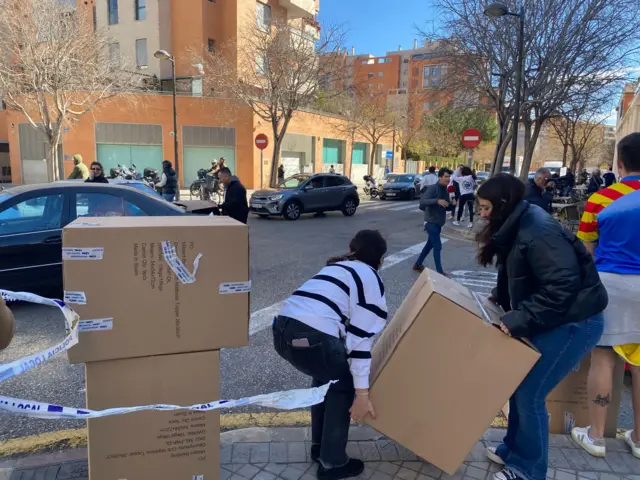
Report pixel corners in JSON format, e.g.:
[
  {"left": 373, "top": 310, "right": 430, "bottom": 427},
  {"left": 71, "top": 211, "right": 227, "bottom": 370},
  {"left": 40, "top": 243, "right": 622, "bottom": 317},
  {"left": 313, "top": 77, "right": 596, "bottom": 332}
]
[
  {"left": 63, "top": 291, "right": 87, "bottom": 305},
  {"left": 62, "top": 248, "right": 104, "bottom": 260},
  {"left": 161, "top": 241, "right": 202, "bottom": 284},
  {"left": 219, "top": 281, "right": 251, "bottom": 294},
  {"left": 78, "top": 318, "right": 113, "bottom": 332}
]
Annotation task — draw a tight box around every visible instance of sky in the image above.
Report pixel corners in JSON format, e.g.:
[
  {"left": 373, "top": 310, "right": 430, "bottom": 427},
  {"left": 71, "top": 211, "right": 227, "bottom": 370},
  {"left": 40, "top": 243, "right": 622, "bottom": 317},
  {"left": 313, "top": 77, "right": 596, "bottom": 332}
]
[{"left": 318, "top": 0, "right": 440, "bottom": 57}]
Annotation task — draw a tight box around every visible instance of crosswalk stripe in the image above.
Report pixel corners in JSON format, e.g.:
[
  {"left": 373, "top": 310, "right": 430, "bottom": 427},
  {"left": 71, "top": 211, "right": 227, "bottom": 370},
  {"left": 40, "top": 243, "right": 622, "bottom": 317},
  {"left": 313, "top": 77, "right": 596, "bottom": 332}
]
[{"left": 389, "top": 203, "right": 420, "bottom": 211}]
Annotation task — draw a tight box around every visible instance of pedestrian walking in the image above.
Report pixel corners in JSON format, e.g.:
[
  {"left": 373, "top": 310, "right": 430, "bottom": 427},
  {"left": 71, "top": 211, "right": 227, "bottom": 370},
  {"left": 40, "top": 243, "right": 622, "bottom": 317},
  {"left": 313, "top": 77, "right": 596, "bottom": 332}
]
[
  {"left": 329, "top": 165, "right": 336, "bottom": 174},
  {"left": 278, "top": 164, "right": 285, "bottom": 182},
  {"left": 475, "top": 174, "right": 608, "bottom": 480},
  {"left": 84, "top": 162, "right": 109, "bottom": 184},
  {"left": 602, "top": 167, "right": 617, "bottom": 188},
  {"left": 219, "top": 167, "right": 249, "bottom": 224},
  {"left": 157, "top": 160, "right": 178, "bottom": 202},
  {"left": 571, "top": 132, "right": 640, "bottom": 458},
  {"left": 419, "top": 166, "right": 438, "bottom": 193},
  {"left": 587, "top": 168, "right": 604, "bottom": 195},
  {"left": 273, "top": 230, "right": 388, "bottom": 480},
  {"left": 412, "top": 168, "right": 455, "bottom": 275},
  {"left": 524, "top": 168, "right": 553, "bottom": 213},
  {"left": 561, "top": 169, "right": 575, "bottom": 197},
  {"left": 452, "top": 165, "right": 476, "bottom": 228},
  {"left": 68, "top": 154, "right": 89, "bottom": 180}
]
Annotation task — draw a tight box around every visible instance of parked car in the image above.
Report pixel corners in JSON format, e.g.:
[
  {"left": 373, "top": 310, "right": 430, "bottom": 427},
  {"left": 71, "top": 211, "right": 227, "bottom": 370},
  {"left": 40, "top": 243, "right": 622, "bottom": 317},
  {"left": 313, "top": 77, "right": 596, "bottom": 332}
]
[
  {"left": 476, "top": 171, "right": 489, "bottom": 186},
  {"left": 249, "top": 173, "right": 359, "bottom": 221},
  {"left": 0, "top": 181, "right": 209, "bottom": 297},
  {"left": 379, "top": 174, "right": 421, "bottom": 200}
]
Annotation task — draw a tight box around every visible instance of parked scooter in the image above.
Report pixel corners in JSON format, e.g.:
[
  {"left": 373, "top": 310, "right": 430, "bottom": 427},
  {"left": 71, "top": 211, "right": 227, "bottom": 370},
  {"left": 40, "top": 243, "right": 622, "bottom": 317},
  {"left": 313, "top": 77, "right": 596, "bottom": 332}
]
[
  {"left": 189, "top": 168, "right": 223, "bottom": 203},
  {"left": 362, "top": 175, "right": 379, "bottom": 199}
]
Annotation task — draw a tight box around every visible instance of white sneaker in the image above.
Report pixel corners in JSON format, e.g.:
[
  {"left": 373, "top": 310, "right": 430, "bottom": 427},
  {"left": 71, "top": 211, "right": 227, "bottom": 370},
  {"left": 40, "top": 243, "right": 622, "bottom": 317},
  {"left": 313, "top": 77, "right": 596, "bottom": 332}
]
[
  {"left": 625, "top": 430, "right": 640, "bottom": 459},
  {"left": 571, "top": 426, "right": 606, "bottom": 457},
  {"left": 493, "top": 468, "right": 520, "bottom": 480},
  {"left": 453, "top": 221, "right": 460, "bottom": 226},
  {"left": 486, "top": 447, "right": 505, "bottom": 465},
  {"left": 467, "top": 222, "right": 474, "bottom": 229}
]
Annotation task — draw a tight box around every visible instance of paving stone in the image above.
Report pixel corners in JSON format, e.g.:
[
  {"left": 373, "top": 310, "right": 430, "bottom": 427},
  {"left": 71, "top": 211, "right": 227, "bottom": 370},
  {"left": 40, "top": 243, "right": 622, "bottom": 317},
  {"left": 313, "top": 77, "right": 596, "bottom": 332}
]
[
  {"left": 417, "top": 475, "right": 440, "bottom": 480},
  {"left": 56, "top": 461, "right": 88, "bottom": 480},
  {"left": 563, "top": 449, "right": 594, "bottom": 471},
  {"left": 465, "top": 465, "right": 488, "bottom": 480},
  {"left": 577, "top": 472, "right": 598, "bottom": 479},
  {"left": 550, "top": 436, "right": 574, "bottom": 449},
  {"left": 467, "top": 463, "right": 490, "bottom": 471},
  {"left": 237, "top": 464, "right": 261, "bottom": 479},
  {"left": 549, "top": 449, "right": 573, "bottom": 470},
  {"left": 441, "top": 465, "right": 467, "bottom": 480},
  {"left": 403, "top": 462, "right": 426, "bottom": 473},
  {"left": 264, "top": 463, "right": 287, "bottom": 475},
  {"left": 377, "top": 441, "right": 401, "bottom": 462},
  {"left": 573, "top": 449, "right": 611, "bottom": 472},
  {"left": 625, "top": 476, "right": 640, "bottom": 480},
  {"left": 359, "top": 467, "right": 377, "bottom": 480},
  {"left": 248, "top": 443, "right": 270, "bottom": 464},
  {"left": 421, "top": 463, "right": 443, "bottom": 478},
  {"left": 556, "top": 470, "right": 577, "bottom": 480},
  {"left": 482, "top": 430, "right": 505, "bottom": 443},
  {"left": 547, "top": 468, "right": 556, "bottom": 479},
  {"left": 280, "top": 465, "right": 305, "bottom": 480},
  {"left": 300, "top": 474, "right": 316, "bottom": 480},
  {"left": 253, "top": 472, "right": 277, "bottom": 480},
  {"left": 378, "top": 462, "right": 401, "bottom": 476},
  {"left": 230, "top": 475, "right": 247, "bottom": 480},
  {"left": 607, "top": 439, "right": 630, "bottom": 454},
  {"left": 270, "top": 428, "right": 310, "bottom": 443},
  {"left": 396, "top": 446, "right": 419, "bottom": 461},
  {"left": 269, "top": 443, "right": 288, "bottom": 464},
  {"left": 396, "top": 467, "right": 419, "bottom": 480},
  {"left": 224, "top": 428, "right": 272, "bottom": 444},
  {"left": 360, "top": 442, "right": 382, "bottom": 461},
  {"left": 620, "top": 455, "right": 640, "bottom": 475},
  {"left": 220, "top": 467, "right": 234, "bottom": 480},
  {"left": 350, "top": 426, "right": 384, "bottom": 441},
  {"left": 347, "top": 442, "right": 363, "bottom": 459},
  {"left": 288, "top": 443, "right": 307, "bottom": 463},
  {"left": 488, "top": 463, "right": 502, "bottom": 473},
  {"left": 228, "top": 464, "right": 245, "bottom": 473},
  {"left": 370, "top": 472, "right": 393, "bottom": 480},
  {"left": 221, "top": 445, "right": 233, "bottom": 464},
  {"left": 600, "top": 475, "right": 623, "bottom": 480},
  {"left": 233, "top": 444, "right": 252, "bottom": 464},
  {"left": 466, "top": 443, "right": 488, "bottom": 462}
]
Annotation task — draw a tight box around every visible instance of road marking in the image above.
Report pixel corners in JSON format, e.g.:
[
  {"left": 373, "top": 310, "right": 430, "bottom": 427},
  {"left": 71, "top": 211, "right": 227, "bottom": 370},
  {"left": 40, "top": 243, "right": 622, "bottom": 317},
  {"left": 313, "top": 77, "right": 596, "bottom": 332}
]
[
  {"left": 248, "top": 240, "right": 447, "bottom": 336},
  {"left": 360, "top": 203, "right": 392, "bottom": 210},
  {"left": 389, "top": 203, "right": 420, "bottom": 211},
  {"left": 450, "top": 270, "right": 497, "bottom": 292}
]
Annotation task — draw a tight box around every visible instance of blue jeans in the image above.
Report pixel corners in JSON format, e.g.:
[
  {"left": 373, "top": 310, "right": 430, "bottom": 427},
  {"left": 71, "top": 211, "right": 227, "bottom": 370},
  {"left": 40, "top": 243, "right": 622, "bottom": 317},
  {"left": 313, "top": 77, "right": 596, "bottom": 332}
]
[
  {"left": 415, "top": 223, "right": 443, "bottom": 273},
  {"left": 162, "top": 193, "right": 175, "bottom": 202},
  {"left": 496, "top": 313, "right": 604, "bottom": 480}
]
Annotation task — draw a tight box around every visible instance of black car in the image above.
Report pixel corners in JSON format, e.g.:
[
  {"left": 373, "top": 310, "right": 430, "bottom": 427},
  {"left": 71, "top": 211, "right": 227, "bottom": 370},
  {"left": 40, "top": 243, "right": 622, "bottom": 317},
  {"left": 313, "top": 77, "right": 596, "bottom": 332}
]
[
  {"left": 0, "top": 182, "right": 190, "bottom": 297},
  {"left": 249, "top": 173, "right": 360, "bottom": 220},
  {"left": 379, "top": 174, "right": 421, "bottom": 200}
]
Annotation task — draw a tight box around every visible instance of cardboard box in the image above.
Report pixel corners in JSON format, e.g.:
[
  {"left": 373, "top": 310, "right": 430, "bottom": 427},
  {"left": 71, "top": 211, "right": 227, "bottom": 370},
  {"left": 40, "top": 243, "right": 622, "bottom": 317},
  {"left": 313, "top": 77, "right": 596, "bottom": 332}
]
[
  {"left": 366, "top": 269, "right": 540, "bottom": 474},
  {"left": 64, "top": 216, "right": 249, "bottom": 363},
  {"left": 86, "top": 351, "right": 220, "bottom": 480}
]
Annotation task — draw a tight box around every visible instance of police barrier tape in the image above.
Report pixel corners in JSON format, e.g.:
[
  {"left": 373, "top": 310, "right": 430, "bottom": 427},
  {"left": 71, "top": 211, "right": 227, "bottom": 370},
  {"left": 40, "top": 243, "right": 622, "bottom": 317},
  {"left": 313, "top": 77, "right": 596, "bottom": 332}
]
[{"left": 0, "top": 289, "right": 333, "bottom": 419}]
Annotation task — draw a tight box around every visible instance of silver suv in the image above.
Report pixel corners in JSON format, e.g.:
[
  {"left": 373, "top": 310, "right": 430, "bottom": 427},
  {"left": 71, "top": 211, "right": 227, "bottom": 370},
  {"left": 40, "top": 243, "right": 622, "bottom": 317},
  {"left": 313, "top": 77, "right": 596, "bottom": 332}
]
[{"left": 249, "top": 173, "right": 360, "bottom": 221}]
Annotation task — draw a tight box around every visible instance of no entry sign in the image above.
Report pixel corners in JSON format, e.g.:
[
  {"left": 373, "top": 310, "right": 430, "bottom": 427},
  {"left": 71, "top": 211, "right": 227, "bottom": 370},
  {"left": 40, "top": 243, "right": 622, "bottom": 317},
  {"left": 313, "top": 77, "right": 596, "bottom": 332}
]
[
  {"left": 255, "top": 134, "right": 269, "bottom": 150},
  {"left": 461, "top": 128, "right": 482, "bottom": 149}
]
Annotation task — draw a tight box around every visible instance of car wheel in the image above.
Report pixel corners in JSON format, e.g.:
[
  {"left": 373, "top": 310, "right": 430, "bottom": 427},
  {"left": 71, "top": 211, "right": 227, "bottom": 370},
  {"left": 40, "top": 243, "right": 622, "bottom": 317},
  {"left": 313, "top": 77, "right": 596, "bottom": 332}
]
[
  {"left": 379, "top": 194, "right": 386, "bottom": 200},
  {"left": 342, "top": 197, "right": 358, "bottom": 217},
  {"left": 283, "top": 201, "right": 302, "bottom": 221}
]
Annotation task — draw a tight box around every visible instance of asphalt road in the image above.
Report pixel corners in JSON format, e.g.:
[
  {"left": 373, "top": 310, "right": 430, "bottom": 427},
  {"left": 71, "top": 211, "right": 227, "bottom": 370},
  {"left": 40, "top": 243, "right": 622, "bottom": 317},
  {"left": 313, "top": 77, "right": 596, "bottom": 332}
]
[{"left": 0, "top": 198, "right": 633, "bottom": 440}]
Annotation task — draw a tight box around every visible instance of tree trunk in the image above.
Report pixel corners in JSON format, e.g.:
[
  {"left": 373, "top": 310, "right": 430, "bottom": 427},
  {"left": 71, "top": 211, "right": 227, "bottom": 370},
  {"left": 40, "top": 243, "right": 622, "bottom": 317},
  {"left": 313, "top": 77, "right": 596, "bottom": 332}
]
[
  {"left": 270, "top": 135, "right": 283, "bottom": 188},
  {"left": 519, "top": 120, "right": 543, "bottom": 182},
  {"left": 47, "top": 137, "right": 62, "bottom": 182},
  {"left": 562, "top": 141, "right": 569, "bottom": 168},
  {"left": 369, "top": 144, "right": 376, "bottom": 177},
  {"left": 492, "top": 130, "right": 512, "bottom": 176}
]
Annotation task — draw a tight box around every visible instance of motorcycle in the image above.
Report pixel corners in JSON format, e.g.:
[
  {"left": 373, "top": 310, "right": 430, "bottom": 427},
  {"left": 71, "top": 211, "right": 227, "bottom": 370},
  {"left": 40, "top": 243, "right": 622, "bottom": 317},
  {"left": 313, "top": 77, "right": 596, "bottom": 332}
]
[
  {"left": 362, "top": 175, "right": 379, "bottom": 199},
  {"left": 190, "top": 169, "right": 223, "bottom": 203},
  {"left": 109, "top": 166, "right": 123, "bottom": 179}
]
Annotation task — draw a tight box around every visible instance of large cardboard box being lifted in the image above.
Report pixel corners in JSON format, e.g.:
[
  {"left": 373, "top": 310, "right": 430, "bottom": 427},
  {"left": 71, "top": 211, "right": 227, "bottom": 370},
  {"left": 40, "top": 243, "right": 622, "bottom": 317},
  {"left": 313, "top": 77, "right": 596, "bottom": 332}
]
[
  {"left": 63, "top": 216, "right": 249, "bottom": 364},
  {"left": 366, "top": 270, "right": 540, "bottom": 475},
  {"left": 86, "top": 351, "right": 220, "bottom": 480}
]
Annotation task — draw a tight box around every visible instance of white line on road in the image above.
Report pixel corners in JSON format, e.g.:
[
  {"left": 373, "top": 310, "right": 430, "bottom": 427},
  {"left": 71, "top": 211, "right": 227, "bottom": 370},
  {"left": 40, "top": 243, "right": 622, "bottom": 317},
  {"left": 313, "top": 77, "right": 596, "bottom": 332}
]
[
  {"left": 389, "top": 203, "right": 420, "bottom": 211},
  {"left": 360, "top": 203, "right": 392, "bottom": 211},
  {"left": 248, "top": 239, "right": 447, "bottom": 336}
]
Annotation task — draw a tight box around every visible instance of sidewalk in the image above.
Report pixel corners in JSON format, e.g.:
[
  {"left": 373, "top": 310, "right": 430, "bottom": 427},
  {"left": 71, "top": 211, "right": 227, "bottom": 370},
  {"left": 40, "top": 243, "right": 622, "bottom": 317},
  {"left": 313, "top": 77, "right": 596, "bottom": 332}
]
[{"left": 3, "top": 426, "right": 640, "bottom": 480}]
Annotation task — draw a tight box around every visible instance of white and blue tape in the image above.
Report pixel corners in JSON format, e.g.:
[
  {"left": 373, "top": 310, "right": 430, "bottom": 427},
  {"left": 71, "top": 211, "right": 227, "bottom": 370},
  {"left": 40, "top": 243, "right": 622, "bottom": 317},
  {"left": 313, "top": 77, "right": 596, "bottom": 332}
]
[{"left": 0, "top": 289, "right": 332, "bottom": 420}]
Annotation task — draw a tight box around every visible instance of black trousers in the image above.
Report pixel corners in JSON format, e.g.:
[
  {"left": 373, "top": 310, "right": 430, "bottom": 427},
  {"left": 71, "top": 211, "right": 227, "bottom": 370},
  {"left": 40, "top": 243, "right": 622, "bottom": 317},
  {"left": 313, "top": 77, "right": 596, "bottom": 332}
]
[
  {"left": 457, "top": 193, "right": 475, "bottom": 222},
  {"left": 273, "top": 316, "right": 354, "bottom": 467}
]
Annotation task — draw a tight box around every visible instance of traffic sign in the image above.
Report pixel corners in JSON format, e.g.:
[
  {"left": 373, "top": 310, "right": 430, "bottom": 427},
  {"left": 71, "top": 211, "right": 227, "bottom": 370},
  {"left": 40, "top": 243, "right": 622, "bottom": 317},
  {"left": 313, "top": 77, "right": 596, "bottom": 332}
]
[
  {"left": 255, "top": 134, "right": 269, "bottom": 150},
  {"left": 385, "top": 150, "right": 393, "bottom": 160},
  {"left": 461, "top": 128, "right": 482, "bottom": 149}
]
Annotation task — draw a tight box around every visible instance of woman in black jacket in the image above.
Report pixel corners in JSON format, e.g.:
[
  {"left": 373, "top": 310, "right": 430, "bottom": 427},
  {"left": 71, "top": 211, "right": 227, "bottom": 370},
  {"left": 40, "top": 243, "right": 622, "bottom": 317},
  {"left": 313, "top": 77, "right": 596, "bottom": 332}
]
[{"left": 475, "top": 174, "right": 608, "bottom": 480}]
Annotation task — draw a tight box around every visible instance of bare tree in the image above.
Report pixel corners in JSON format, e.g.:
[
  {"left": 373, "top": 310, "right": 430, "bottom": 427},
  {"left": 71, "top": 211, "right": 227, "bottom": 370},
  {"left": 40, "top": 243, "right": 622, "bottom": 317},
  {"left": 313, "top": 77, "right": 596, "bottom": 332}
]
[
  {"left": 200, "top": 16, "right": 346, "bottom": 186},
  {"left": 0, "top": 0, "right": 139, "bottom": 181},
  {"left": 428, "top": 0, "right": 640, "bottom": 180}
]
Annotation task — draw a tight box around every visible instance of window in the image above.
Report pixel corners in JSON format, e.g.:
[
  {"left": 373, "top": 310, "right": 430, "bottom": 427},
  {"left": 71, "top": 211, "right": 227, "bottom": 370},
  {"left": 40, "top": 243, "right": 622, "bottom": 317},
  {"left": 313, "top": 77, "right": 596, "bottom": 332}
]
[
  {"left": 256, "top": 53, "right": 267, "bottom": 75},
  {"left": 109, "top": 42, "right": 120, "bottom": 66},
  {"left": 368, "top": 84, "right": 373, "bottom": 90},
  {"left": 135, "top": 0, "right": 146, "bottom": 20},
  {"left": 378, "top": 72, "right": 384, "bottom": 77},
  {"left": 423, "top": 64, "right": 447, "bottom": 88},
  {"left": 135, "top": 38, "right": 148, "bottom": 68},
  {"left": 309, "top": 177, "right": 324, "bottom": 189},
  {"left": 378, "top": 83, "right": 383, "bottom": 89},
  {"left": 413, "top": 67, "right": 419, "bottom": 76},
  {"left": 108, "top": 0, "right": 118, "bottom": 25},
  {"left": 75, "top": 193, "right": 147, "bottom": 218},
  {"left": 325, "top": 176, "right": 345, "bottom": 187},
  {"left": 0, "top": 194, "right": 63, "bottom": 235},
  {"left": 367, "top": 72, "right": 374, "bottom": 78},
  {"left": 256, "top": 2, "right": 271, "bottom": 31},
  {"left": 208, "top": 39, "right": 216, "bottom": 53}
]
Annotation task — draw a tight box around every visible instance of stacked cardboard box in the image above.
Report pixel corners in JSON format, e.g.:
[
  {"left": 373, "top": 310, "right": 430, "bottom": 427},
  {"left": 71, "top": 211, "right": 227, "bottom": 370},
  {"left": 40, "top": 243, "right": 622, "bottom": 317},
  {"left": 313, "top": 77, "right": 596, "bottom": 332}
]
[
  {"left": 366, "top": 269, "right": 540, "bottom": 475},
  {"left": 63, "top": 216, "right": 250, "bottom": 480}
]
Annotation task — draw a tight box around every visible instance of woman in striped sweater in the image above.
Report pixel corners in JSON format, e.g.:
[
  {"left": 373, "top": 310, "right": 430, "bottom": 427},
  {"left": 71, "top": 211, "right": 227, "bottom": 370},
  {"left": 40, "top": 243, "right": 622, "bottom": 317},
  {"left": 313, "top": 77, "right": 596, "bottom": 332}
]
[{"left": 273, "top": 230, "right": 388, "bottom": 480}]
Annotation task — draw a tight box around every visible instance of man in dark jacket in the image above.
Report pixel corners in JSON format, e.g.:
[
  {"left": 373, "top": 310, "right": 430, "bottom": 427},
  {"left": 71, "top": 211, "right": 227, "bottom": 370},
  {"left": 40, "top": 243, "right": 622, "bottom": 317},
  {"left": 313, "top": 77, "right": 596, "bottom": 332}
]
[
  {"left": 158, "top": 160, "right": 178, "bottom": 202},
  {"left": 602, "top": 167, "right": 616, "bottom": 187},
  {"left": 524, "top": 168, "right": 553, "bottom": 213},
  {"left": 412, "top": 168, "right": 455, "bottom": 274},
  {"left": 587, "top": 168, "right": 604, "bottom": 195},
  {"left": 219, "top": 167, "right": 249, "bottom": 224}
]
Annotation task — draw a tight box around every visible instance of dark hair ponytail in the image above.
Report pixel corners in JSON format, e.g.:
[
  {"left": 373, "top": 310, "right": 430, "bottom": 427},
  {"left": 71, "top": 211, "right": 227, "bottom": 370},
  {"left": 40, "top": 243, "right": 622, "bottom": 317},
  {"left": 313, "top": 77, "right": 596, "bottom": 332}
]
[{"left": 327, "top": 230, "right": 387, "bottom": 270}]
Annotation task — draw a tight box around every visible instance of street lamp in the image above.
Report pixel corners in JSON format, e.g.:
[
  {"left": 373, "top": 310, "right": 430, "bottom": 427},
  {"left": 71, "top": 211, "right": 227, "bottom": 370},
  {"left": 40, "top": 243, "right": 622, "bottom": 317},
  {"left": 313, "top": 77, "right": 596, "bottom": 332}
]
[
  {"left": 485, "top": 2, "right": 525, "bottom": 175},
  {"left": 154, "top": 49, "right": 180, "bottom": 199}
]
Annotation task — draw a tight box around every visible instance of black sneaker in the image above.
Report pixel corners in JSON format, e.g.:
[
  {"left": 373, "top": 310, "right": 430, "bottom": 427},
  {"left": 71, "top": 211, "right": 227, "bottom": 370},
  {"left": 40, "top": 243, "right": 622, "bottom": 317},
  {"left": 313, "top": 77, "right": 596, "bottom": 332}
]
[
  {"left": 412, "top": 264, "right": 425, "bottom": 273},
  {"left": 317, "top": 459, "right": 365, "bottom": 480},
  {"left": 311, "top": 444, "right": 320, "bottom": 463}
]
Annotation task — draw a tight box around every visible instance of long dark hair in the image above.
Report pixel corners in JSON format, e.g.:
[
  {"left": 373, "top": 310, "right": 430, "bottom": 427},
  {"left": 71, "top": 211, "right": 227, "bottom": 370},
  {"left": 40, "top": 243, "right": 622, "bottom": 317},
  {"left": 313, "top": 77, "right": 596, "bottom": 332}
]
[
  {"left": 327, "top": 230, "right": 388, "bottom": 271},
  {"left": 475, "top": 174, "right": 525, "bottom": 266},
  {"left": 460, "top": 166, "right": 473, "bottom": 176},
  {"left": 90, "top": 162, "right": 104, "bottom": 175}
]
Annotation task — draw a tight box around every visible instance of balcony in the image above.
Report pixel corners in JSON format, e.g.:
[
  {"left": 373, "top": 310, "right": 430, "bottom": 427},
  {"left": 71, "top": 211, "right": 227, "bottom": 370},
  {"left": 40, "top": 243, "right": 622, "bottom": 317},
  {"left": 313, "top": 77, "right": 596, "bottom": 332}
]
[{"left": 280, "top": 0, "right": 316, "bottom": 18}]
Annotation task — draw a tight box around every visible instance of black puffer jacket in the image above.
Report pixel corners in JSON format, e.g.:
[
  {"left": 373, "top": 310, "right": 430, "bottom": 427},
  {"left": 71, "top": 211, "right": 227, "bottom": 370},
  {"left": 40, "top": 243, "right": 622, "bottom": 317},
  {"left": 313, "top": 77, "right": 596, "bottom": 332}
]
[{"left": 491, "top": 201, "right": 608, "bottom": 338}]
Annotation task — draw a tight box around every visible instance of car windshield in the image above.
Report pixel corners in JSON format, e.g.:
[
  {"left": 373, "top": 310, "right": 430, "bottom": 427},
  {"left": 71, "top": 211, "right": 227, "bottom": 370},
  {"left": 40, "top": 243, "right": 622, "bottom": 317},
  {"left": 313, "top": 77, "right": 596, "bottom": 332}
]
[
  {"left": 477, "top": 172, "right": 488, "bottom": 178},
  {"left": 277, "top": 175, "right": 310, "bottom": 189},
  {"left": 387, "top": 175, "right": 415, "bottom": 183},
  {"left": 119, "top": 182, "right": 162, "bottom": 199}
]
